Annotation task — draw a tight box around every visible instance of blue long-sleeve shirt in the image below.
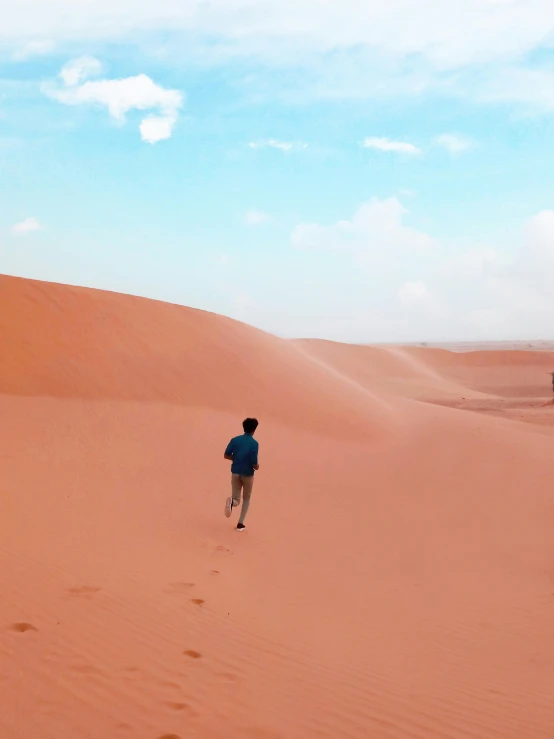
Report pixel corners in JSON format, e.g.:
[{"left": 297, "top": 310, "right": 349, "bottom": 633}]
[{"left": 225, "top": 434, "right": 259, "bottom": 476}]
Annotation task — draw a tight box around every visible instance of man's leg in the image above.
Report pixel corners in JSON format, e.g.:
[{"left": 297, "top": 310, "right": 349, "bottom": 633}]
[
  {"left": 231, "top": 474, "right": 242, "bottom": 508},
  {"left": 225, "top": 474, "right": 243, "bottom": 518},
  {"left": 238, "top": 476, "right": 253, "bottom": 526}
]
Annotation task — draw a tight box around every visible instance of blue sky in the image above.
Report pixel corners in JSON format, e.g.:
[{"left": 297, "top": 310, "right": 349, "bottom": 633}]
[{"left": 2, "top": 0, "right": 554, "bottom": 342}]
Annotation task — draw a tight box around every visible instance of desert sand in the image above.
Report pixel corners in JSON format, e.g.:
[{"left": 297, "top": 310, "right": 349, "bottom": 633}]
[{"left": 1, "top": 273, "right": 554, "bottom": 739}]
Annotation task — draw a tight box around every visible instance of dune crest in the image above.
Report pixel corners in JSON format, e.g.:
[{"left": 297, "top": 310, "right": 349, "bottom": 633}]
[{"left": 0, "top": 275, "right": 393, "bottom": 438}]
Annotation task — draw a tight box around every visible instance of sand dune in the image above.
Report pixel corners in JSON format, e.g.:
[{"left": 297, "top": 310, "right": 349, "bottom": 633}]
[
  {"left": 402, "top": 345, "right": 554, "bottom": 399},
  {"left": 295, "top": 339, "right": 489, "bottom": 401},
  {"left": 0, "top": 275, "right": 393, "bottom": 439},
  {"left": 1, "top": 274, "right": 554, "bottom": 739},
  {"left": 296, "top": 338, "right": 554, "bottom": 402}
]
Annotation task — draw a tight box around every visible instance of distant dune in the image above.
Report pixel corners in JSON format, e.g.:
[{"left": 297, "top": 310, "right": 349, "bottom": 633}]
[
  {"left": 392, "top": 339, "right": 554, "bottom": 352},
  {"left": 1, "top": 274, "right": 554, "bottom": 739}
]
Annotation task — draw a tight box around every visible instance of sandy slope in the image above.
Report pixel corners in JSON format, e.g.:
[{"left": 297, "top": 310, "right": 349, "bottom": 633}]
[
  {"left": 296, "top": 338, "right": 554, "bottom": 401},
  {"left": 294, "top": 339, "right": 489, "bottom": 401},
  {"left": 1, "top": 275, "right": 554, "bottom": 739}
]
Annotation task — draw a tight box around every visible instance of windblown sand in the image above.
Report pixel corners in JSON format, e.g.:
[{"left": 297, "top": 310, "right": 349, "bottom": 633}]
[{"left": 1, "top": 274, "right": 554, "bottom": 739}]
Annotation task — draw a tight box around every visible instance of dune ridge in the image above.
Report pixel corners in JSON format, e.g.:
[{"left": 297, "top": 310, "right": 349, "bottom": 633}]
[
  {"left": 1, "top": 274, "right": 554, "bottom": 739},
  {"left": 0, "top": 275, "right": 394, "bottom": 439}
]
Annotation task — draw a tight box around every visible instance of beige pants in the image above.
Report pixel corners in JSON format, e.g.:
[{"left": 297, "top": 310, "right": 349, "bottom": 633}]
[{"left": 231, "top": 473, "right": 254, "bottom": 505}]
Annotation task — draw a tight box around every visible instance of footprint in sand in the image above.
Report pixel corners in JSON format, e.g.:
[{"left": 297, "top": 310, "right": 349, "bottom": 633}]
[
  {"left": 158, "top": 735, "right": 181, "bottom": 739},
  {"left": 191, "top": 598, "right": 205, "bottom": 605},
  {"left": 211, "top": 570, "right": 219, "bottom": 575},
  {"left": 183, "top": 649, "right": 202, "bottom": 659},
  {"left": 165, "top": 702, "right": 193, "bottom": 713},
  {"left": 11, "top": 623, "right": 38, "bottom": 633}
]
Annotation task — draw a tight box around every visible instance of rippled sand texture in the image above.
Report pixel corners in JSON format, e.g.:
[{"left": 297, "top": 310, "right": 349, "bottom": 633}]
[{"left": 1, "top": 274, "right": 554, "bottom": 739}]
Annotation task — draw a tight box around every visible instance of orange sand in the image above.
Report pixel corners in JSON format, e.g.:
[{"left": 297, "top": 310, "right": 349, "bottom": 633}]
[{"left": 1, "top": 274, "right": 554, "bottom": 739}]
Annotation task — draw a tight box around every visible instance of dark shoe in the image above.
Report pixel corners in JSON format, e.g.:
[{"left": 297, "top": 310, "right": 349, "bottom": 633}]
[{"left": 236, "top": 523, "right": 246, "bottom": 531}]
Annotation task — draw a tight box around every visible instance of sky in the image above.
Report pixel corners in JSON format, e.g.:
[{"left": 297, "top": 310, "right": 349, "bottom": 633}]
[{"left": 2, "top": 0, "right": 554, "bottom": 342}]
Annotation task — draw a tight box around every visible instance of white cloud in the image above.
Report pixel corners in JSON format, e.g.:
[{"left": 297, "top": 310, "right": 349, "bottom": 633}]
[
  {"left": 249, "top": 139, "right": 307, "bottom": 153},
  {"left": 436, "top": 134, "right": 474, "bottom": 153},
  {"left": 60, "top": 56, "right": 103, "bottom": 86},
  {"left": 419, "top": 215, "right": 554, "bottom": 340},
  {"left": 397, "top": 280, "right": 429, "bottom": 306},
  {"left": 244, "top": 209, "right": 273, "bottom": 226},
  {"left": 285, "top": 198, "right": 554, "bottom": 342},
  {"left": 292, "top": 197, "right": 435, "bottom": 259},
  {"left": 12, "top": 217, "right": 42, "bottom": 235},
  {"left": 139, "top": 114, "right": 177, "bottom": 143},
  {"left": 45, "top": 59, "right": 184, "bottom": 143},
  {"left": 2, "top": 0, "right": 554, "bottom": 73},
  {"left": 13, "top": 39, "right": 55, "bottom": 61},
  {"left": 232, "top": 292, "right": 254, "bottom": 319},
  {"left": 363, "top": 137, "right": 421, "bottom": 155},
  {"left": 3, "top": 2, "right": 554, "bottom": 107},
  {"left": 480, "top": 65, "right": 554, "bottom": 110}
]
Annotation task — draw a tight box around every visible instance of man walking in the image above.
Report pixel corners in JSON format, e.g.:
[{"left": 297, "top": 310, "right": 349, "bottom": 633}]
[{"left": 224, "top": 418, "right": 259, "bottom": 531}]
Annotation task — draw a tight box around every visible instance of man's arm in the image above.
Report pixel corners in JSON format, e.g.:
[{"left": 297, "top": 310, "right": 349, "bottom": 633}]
[
  {"left": 252, "top": 445, "right": 259, "bottom": 471},
  {"left": 224, "top": 439, "right": 234, "bottom": 461}
]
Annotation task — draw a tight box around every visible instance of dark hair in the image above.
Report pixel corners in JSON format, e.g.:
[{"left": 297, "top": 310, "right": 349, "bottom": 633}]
[{"left": 243, "top": 418, "right": 259, "bottom": 435}]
